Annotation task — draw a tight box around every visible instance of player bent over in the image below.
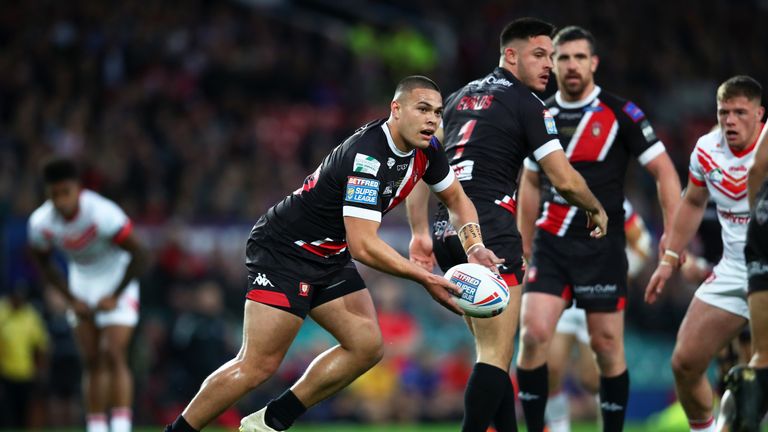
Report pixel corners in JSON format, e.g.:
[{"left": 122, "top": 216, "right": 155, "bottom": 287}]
[
  {"left": 29, "top": 158, "right": 146, "bottom": 432},
  {"left": 164, "top": 76, "right": 502, "bottom": 432}
]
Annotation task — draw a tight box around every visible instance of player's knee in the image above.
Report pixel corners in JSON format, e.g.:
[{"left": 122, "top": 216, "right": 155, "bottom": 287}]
[
  {"left": 671, "top": 349, "right": 705, "bottom": 379},
  {"left": 102, "top": 346, "right": 128, "bottom": 369},
  {"left": 520, "top": 321, "right": 552, "bottom": 351},
  {"left": 588, "top": 332, "right": 618, "bottom": 358},
  {"left": 238, "top": 355, "right": 282, "bottom": 388},
  {"left": 352, "top": 321, "right": 384, "bottom": 367}
]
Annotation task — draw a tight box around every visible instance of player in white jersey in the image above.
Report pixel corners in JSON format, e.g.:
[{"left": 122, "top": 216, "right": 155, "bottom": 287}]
[
  {"left": 544, "top": 199, "right": 651, "bottom": 432},
  {"left": 645, "top": 76, "right": 765, "bottom": 432},
  {"left": 28, "top": 158, "right": 146, "bottom": 432}
]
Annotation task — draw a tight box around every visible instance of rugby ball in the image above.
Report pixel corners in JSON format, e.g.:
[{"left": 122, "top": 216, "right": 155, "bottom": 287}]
[{"left": 444, "top": 263, "right": 510, "bottom": 318}]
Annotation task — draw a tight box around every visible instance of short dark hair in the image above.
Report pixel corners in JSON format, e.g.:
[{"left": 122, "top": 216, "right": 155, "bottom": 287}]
[
  {"left": 717, "top": 75, "right": 763, "bottom": 103},
  {"left": 499, "top": 18, "right": 556, "bottom": 53},
  {"left": 553, "top": 25, "right": 596, "bottom": 55},
  {"left": 394, "top": 75, "right": 441, "bottom": 99},
  {"left": 42, "top": 157, "right": 79, "bottom": 184}
]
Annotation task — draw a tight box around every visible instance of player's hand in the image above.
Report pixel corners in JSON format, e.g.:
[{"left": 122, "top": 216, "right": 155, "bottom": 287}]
[
  {"left": 96, "top": 295, "right": 118, "bottom": 311},
  {"left": 70, "top": 299, "right": 92, "bottom": 318},
  {"left": 421, "top": 273, "right": 464, "bottom": 316},
  {"left": 586, "top": 207, "right": 608, "bottom": 239},
  {"left": 409, "top": 233, "right": 436, "bottom": 272},
  {"left": 644, "top": 262, "right": 674, "bottom": 304},
  {"left": 467, "top": 245, "right": 505, "bottom": 273},
  {"left": 658, "top": 233, "right": 687, "bottom": 268}
]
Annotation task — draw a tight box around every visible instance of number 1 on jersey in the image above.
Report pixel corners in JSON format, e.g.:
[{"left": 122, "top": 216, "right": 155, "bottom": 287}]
[{"left": 454, "top": 119, "right": 477, "bottom": 160}]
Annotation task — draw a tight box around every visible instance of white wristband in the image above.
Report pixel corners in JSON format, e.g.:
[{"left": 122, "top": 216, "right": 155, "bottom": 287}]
[{"left": 664, "top": 249, "right": 680, "bottom": 260}]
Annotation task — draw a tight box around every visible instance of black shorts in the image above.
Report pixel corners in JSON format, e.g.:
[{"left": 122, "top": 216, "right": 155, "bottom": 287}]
[
  {"left": 746, "top": 189, "right": 768, "bottom": 295},
  {"left": 432, "top": 202, "right": 524, "bottom": 287},
  {"left": 245, "top": 232, "right": 366, "bottom": 319},
  {"left": 523, "top": 229, "right": 627, "bottom": 312}
]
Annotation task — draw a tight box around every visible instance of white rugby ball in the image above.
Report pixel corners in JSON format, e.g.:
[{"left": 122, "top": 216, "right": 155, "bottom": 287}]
[{"left": 444, "top": 263, "right": 510, "bottom": 318}]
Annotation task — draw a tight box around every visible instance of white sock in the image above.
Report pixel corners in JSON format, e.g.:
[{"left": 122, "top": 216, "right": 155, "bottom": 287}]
[
  {"left": 689, "top": 416, "right": 715, "bottom": 432},
  {"left": 545, "top": 391, "right": 571, "bottom": 432},
  {"left": 87, "top": 413, "right": 109, "bottom": 432},
  {"left": 110, "top": 407, "right": 132, "bottom": 432}
]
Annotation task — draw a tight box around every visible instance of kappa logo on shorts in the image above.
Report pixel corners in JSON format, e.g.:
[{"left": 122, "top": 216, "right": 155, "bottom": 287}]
[
  {"left": 251, "top": 273, "right": 274, "bottom": 287},
  {"left": 299, "top": 282, "right": 311, "bottom": 297},
  {"left": 526, "top": 266, "right": 538, "bottom": 283}
]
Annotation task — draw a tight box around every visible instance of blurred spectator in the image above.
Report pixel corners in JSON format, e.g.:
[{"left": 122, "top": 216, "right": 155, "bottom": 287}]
[{"left": 0, "top": 283, "right": 49, "bottom": 429}]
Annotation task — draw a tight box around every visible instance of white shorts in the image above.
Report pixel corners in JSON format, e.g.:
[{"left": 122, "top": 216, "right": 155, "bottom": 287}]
[
  {"left": 68, "top": 280, "right": 140, "bottom": 328},
  {"left": 694, "top": 258, "right": 749, "bottom": 320},
  {"left": 556, "top": 305, "right": 590, "bottom": 345}
]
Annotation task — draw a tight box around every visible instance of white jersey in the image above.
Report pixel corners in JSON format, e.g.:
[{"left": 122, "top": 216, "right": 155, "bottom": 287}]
[
  {"left": 28, "top": 189, "right": 133, "bottom": 300},
  {"left": 688, "top": 128, "right": 755, "bottom": 263}
]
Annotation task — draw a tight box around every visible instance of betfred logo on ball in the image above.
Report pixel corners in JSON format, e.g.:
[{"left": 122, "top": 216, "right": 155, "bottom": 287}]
[
  {"left": 450, "top": 271, "right": 481, "bottom": 303},
  {"left": 445, "top": 263, "right": 510, "bottom": 318}
]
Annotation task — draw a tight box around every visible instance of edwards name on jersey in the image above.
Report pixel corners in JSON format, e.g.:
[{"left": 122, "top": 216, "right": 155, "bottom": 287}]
[{"left": 441, "top": 67, "right": 563, "bottom": 216}]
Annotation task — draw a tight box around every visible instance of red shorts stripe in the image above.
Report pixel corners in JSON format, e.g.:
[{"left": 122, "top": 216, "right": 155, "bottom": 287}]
[
  {"left": 246, "top": 289, "right": 291, "bottom": 308},
  {"left": 501, "top": 273, "right": 519, "bottom": 287},
  {"left": 616, "top": 297, "right": 626, "bottom": 311},
  {"left": 561, "top": 284, "right": 573, "bottom": 302}
]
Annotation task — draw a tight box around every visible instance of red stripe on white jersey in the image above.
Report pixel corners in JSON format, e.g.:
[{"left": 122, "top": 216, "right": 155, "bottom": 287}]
[{"left": 536, "top": 202, "right": 578, "bottom": 236}]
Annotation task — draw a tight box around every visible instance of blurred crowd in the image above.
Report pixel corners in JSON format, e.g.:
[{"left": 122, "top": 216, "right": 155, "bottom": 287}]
[{"left": 1, "top": 0, "right": 767, "bottom": 427}]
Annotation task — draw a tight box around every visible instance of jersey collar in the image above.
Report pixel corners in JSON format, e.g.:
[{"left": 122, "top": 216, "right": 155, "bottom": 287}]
[
  {"left": 381, "top": 122, "right": 414, "bottom": 157},
  {"left": 555, "top": 86, "right": 602, "bottom": 109}
]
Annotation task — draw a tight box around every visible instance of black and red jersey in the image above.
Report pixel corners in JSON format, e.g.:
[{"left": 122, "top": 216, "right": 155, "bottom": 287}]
[
  {"left": 247, "top": 118, "right": 454, "bottom": 267},
  {"left": 441, "top": 67, "right": 563, "bottom": 218},
  {"left": 525, "top": 86, "right": 665, "bottom": 238}
]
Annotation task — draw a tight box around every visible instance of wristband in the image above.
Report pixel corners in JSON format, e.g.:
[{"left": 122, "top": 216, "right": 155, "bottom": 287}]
[
  {"left": 664, "top": 249, "right": 680, "bottom": 260},
  {"left": 659, "top": 260, "right": 673, "bottom": 267},
  {"left": 458, "top": 222, "right": 483, "bottom": 252}
]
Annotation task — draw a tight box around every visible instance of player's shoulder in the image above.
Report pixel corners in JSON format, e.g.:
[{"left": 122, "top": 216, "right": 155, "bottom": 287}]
[
  {"left": 599, "top": 90, "right": 647, "bottom": 123},
  {"left": 29, "top": 200, "right": 56, "bottom": 228},
  {"left": 81, "top": 189, "right": 118, "bottom": 210},
  {"left": 693, "top": 128, "right": 723, "bottom": 152}
]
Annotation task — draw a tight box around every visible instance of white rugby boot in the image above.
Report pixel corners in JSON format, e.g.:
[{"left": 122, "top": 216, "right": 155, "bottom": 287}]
[{"left": 239, "top": 407, "right": 278, "bottom": 432}]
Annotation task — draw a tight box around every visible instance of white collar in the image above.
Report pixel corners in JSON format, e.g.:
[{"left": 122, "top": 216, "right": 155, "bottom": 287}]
[
  {"left": 382, "top": 122, "right": 414, "bottom": 157},
  {"left": 555, "top": 85, "right": 602, "bottom": 109}
]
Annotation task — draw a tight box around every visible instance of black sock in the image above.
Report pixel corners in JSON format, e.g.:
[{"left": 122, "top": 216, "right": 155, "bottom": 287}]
[
  {"left": 168, "top": 415, "right": 197, "bottom": 432},
  {"left": 265, "top": 390, "right": 307, "bottom": 431},
  {"left": 756, "top": 367, "right": 768, "bottom": 414},
  {"left": 517, "top": 364, "right": 548, "bottom": 432},
  {"left": 599, "top": 370, "right": 629, "bottom": 432},
  {"left": 462, "top": 363, "right": 512, "bottom": 432},
  {"left": 492, "top": 374, "right": 518, "bottom": 432}
]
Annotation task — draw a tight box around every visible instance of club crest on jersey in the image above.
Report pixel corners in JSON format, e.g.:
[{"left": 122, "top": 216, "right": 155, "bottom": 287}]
[
  {"left": 353, "top": 153, "right": 381, "bottom": 176},
  {"left": 591, "top": 122, "right": 602, "bottom": 137},
  {"left": 387, "top": 157, "right": 395, "bottom": 169},
  {"left": 622, "top": 101, "right": 645, "bottom": 122},
  {"left": 345, "top": 177, "right": 380, "bottom": 205},
  {"left": 543, "top": 110, "right": 558, "bottom": 135},
  {"left": 708, "top": 168, "right": 724, "bottom": 184}
]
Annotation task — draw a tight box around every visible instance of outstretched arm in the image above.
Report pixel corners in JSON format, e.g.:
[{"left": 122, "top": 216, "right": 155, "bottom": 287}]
[
  {"left": 345, "top": 216, "right": 463, "bottom": 315},
  {"left": 434, "top": 179, "right": 504, "bottom": 270},
  {"left": 644, "top": 183, "right": 709, "bottom": 304}
]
